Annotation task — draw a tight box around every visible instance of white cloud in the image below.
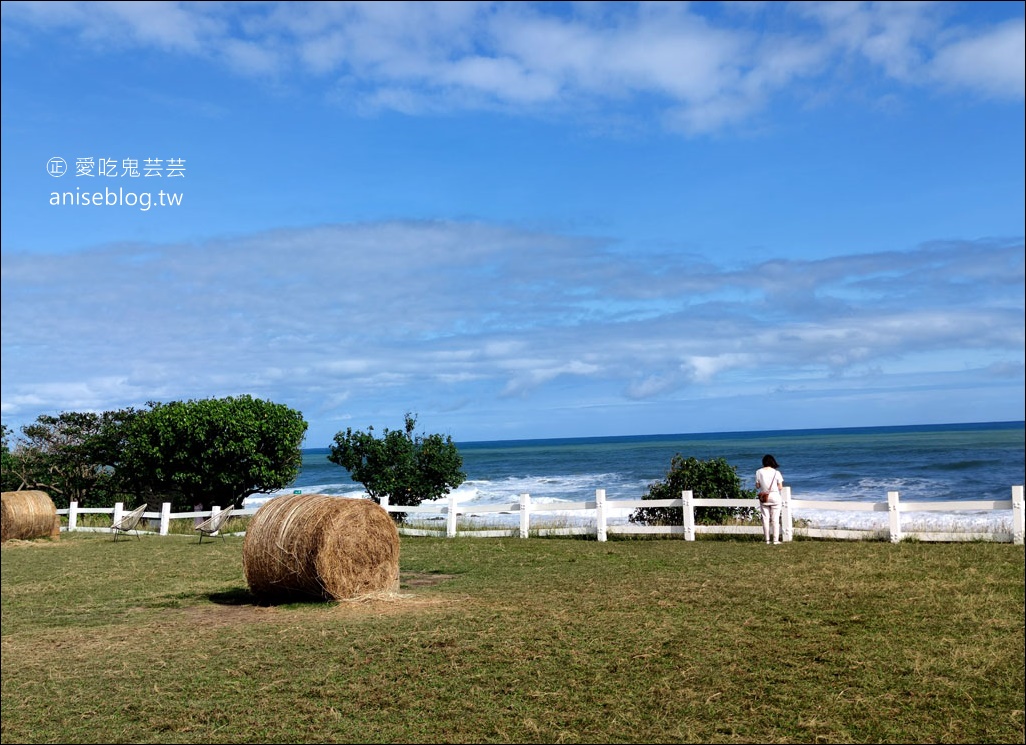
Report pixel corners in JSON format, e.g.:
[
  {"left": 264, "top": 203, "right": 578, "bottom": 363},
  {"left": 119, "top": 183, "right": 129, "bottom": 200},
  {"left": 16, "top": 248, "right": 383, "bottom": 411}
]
[
  {"left": 221, "top": 37, "right": 284, "bottom": 77},
  {"left": 929, "top": 18, "right": 1026, "bottom": 99},
  {"left": 1, "top": 0, "right": 224, "bottom": 53},
  {"left": 3, "top": 1, "right": 1021, "bottom": 133},
  {"left": 2, "top": 222, "right": 1022, "bottom": 434},
  {"left": 441, "top": 54, "right": 559, "bottom": 103},
  {"left": 500, "top": 358, "right": 603, "bottom": 397}
]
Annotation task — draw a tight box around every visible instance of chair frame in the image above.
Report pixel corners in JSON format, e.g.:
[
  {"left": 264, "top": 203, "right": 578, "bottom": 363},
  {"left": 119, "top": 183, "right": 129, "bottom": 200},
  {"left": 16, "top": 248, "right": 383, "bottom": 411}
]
[
  {"left": 195, "top": 506, "right": 235, "bottom": 543},
  {"left": 111, "top": 504, "right": 148, "bottom": 542}
]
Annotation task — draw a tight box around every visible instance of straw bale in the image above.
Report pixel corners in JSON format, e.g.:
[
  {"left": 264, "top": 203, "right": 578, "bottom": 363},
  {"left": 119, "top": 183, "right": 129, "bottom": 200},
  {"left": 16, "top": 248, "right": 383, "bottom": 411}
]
[
  {"left": 243, "top": 494, "right": 399, "bottom": 601},
  {"left": 1, "top": 490, "right": 60, "bottom": 543}
]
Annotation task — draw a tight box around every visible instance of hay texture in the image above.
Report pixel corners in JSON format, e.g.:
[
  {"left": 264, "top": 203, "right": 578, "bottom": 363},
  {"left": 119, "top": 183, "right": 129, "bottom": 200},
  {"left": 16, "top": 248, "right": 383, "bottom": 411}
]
[
  {"left": 243, "top": 494, "right": 399, "bottom": 601},
  {"left": 1, "top": 490, "right": 60, "bottom": 543}
]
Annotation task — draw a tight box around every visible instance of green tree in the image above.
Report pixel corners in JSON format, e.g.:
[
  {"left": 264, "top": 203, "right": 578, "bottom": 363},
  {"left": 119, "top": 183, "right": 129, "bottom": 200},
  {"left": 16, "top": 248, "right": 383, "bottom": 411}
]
[
  {"left": 328, "top": 413, "right": 465, "bottom": 522},
  {"left": 116, "top": 395, "right": 308, "bottom": 511},
  {"left": 2, "top": 410, "right": 137, "bottom": 508},
  {"left": 629, "top": 455, "right": 757, "bottom": 526},
  {"left": 1, "top": 424, "right": 22, "bottom": 492}
]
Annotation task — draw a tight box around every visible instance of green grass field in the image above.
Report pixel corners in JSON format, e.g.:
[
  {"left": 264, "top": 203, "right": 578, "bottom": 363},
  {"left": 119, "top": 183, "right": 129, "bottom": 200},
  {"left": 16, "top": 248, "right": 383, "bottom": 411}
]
[{"left": 2, "top": 532, "right": 1023, "bottom": 744}]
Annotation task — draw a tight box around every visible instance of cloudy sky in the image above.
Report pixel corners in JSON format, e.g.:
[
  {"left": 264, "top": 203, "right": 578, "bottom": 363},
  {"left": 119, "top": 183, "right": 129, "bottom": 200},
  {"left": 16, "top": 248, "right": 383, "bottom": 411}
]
[{"left": 1, "top": 1, "right": 1023, "bottom": 446}]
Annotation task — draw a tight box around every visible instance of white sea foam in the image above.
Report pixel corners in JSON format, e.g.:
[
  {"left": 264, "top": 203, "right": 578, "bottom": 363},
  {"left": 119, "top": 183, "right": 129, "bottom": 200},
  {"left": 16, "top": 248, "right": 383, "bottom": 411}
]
[
  {"left": 245, "top": 474, "right": 1017, "bottom": 534},
  {"left": 792, "top": 507, "right": 1011, "bottom": 533}
]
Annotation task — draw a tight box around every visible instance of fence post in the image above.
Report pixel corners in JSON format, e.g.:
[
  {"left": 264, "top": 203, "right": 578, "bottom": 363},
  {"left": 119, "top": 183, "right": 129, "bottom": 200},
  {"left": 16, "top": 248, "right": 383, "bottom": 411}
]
[
  {"left": 446, "top": 492, "right": 458, "bottom": 538},
  {"left": 209, "top": 506, "right": 222, "bottom": 536},
  {"left": 112, "top": 502, "right": 124, "bottom": 533},
  {"left": 1012, "top": 485, "right": 1024, "bottom": 546},
  {"left": 682, "top": 490, "right": 695, "bottom": 541},
  {"left": 68, "top": 501, "right": 79, "bottom": 532},
  {"left": 159, "top": 502, "right": 171, "bottom": 535},
  {"left": 887, "top": 491, "right": 902, "bottom": 543},
  {"left": 781, "top": 486, "right": 793, "bottom": 542},
  {"left": 595, "top": 489, "right": 607, "bottom": 542},
  {"left": 519, "top": 493, "right": 531, "bottom": 539}
]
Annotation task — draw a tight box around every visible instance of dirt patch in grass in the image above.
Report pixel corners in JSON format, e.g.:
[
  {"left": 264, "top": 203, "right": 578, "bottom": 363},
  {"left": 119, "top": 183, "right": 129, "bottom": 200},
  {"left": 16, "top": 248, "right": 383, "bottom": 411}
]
[
  {"left": 1, "top": 538, "right": 68, "bottom": 549},
  {"left": 399, "top": 571, "right": 457, "bottom": 588},
  {"left": 180, "top": 603, "right": 280, "bottom": 627}
]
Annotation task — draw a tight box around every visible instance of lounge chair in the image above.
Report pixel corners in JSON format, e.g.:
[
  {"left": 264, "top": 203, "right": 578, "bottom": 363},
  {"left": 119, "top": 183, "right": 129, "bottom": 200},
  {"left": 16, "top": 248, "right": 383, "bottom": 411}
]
[
  {"left": 195, "top": 506, "right": 235, "bottom": 543},
  {"left": 111, "top": 504, "right": 148, "bottom": 542}
]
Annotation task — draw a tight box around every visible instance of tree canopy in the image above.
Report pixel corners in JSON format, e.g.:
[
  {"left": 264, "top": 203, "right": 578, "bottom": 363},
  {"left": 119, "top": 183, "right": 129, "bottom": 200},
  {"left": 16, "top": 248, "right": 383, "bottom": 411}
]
[
  {"left": 116, "top": 395, "right": 308, "bottom": 511},
  {"left": 1, "top": 410, "right": 136, "bottom": 508},
  {"left": 328, "top": 413, "right": 465, "bottom": 521},
  {"left": 1, "top": 425, "right": 22, "bottom": 493},
  {"left": 3, "top": 397, "right": 306, "bottom": 511},
  {"left": 629, "top": 454, "right": 757, "bottom": 526}
]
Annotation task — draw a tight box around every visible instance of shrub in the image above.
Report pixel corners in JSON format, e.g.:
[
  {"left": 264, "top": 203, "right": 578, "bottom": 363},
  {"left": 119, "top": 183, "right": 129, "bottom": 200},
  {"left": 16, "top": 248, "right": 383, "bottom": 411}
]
[
  {"left": 328, "top": 413, "right": 465, "bottom": 523},
  {"left": 629, "top": 455, "right": 757, "bottom": 526}
]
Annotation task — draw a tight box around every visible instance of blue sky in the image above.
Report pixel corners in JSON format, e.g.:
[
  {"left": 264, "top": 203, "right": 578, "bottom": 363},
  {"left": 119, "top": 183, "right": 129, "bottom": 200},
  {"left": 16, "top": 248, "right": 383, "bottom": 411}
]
[{"left": 1, "top": 1, "right": 1023, "bottom": 446}]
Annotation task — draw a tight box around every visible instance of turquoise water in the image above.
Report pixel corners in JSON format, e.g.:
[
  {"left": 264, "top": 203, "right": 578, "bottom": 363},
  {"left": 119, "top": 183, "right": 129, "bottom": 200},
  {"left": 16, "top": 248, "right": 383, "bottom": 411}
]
[{"left": 250, "top": 421, "right": 1024, "bottom": 530}]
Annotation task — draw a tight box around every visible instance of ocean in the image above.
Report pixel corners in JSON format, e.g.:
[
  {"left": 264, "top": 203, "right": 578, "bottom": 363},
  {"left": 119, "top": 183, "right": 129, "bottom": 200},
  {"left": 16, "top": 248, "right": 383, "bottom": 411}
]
[{"left": 245, "top": 421, "right": 1025, "bottom": 533}]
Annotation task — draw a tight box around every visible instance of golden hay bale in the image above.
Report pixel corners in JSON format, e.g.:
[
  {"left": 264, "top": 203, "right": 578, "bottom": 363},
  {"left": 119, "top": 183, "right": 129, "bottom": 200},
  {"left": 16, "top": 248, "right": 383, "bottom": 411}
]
[
  {"left": 243, "top": 494, "right": 399, "bottom": 601},
  {"left": 1, "top": 490, "right": 60, "bottom": 543}
]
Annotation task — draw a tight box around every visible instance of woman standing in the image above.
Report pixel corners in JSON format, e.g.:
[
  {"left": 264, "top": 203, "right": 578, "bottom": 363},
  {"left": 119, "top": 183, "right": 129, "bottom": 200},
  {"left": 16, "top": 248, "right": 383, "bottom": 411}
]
[{"left": 756, "top": 455, "right": 784, "bottom": 545}]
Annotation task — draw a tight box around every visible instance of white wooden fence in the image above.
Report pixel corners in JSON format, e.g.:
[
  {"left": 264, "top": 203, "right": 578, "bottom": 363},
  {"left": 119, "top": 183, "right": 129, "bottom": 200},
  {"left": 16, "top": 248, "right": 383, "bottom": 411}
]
[
  {"left": 61, "top": 502, "right": 257, "bottom": 537},
  {"left": 59, "top": 485, "right": 1024, "bottom": 545},
  {"left": 387, "top": 485, "right": 1025, "bottom": 544}
]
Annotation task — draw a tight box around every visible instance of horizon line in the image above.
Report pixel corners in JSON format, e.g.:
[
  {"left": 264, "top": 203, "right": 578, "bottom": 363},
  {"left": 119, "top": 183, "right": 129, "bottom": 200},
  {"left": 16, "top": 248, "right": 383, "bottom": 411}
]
[{"left": 301, "top": 419, "right": 1024, "bottom": 451}]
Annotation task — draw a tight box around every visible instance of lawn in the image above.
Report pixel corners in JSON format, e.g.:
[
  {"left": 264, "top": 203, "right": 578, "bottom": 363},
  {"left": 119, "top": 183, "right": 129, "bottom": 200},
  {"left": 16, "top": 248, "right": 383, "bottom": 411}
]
[{"left": 2, "top": 532, "right": 1023, "bottom": 744}]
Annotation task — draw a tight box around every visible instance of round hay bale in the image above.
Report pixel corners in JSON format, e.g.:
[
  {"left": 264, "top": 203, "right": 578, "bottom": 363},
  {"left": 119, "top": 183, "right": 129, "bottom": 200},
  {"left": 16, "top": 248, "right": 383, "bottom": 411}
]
[
  {"left": 243, "top": 494, "right": 399, "bottom": 601},
  {"left": 1, "top": 490, "right": 60, "bottom": 543}
]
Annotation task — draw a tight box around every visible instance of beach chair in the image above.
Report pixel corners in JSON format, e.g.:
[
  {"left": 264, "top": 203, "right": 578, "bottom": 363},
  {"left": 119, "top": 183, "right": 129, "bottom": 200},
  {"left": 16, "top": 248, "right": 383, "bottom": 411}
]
[
  {"left": 111, "top": 504, "right": 148, "bottom": 542},
  {"left": 195, "top": 506, "right": 235, "bottom": 543}
]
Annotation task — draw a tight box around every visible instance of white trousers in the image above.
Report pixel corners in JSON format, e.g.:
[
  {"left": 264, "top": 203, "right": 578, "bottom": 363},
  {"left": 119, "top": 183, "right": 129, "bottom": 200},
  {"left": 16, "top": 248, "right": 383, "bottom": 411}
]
[{"left": 760, "top": 499, "right": 781, "bottom": 543}]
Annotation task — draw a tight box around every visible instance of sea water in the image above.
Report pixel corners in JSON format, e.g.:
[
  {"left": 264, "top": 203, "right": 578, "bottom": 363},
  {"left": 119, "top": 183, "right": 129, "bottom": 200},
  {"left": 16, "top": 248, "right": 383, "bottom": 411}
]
[{"left": 245, "top": 421, "right": 1025, "bottom": 533}]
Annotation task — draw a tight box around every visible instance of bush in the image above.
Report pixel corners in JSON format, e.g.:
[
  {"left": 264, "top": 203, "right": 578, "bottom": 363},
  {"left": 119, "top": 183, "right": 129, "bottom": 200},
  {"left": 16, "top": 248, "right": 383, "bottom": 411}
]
[
  {"left": 629, "top": 455, "right": 757, "bottom": 526},
  {"left": 328, "top": 413, "right": 465, "bottom": 523},
  {"left": 116, "top": 396, "right": 308, "bottom": 511}
]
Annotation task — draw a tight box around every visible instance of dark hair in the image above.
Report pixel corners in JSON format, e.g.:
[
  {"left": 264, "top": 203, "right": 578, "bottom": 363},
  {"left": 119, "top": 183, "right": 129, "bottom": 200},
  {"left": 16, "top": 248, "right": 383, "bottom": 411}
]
[{"left": 762, "top": 454, "right": 779, "bottom": 468}]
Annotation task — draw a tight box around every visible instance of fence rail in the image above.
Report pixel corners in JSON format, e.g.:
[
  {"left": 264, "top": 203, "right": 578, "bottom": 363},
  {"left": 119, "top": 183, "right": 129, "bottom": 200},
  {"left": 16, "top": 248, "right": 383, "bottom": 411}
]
[
  {"left": 57, "top": 485, "right": 1025, "bottom": 544},
  {"left": 384, "top": 485, "right": 1025, "bottom": 544},
  {"left": 61, "top": 503, "right": 258, "bottom": 537}
]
